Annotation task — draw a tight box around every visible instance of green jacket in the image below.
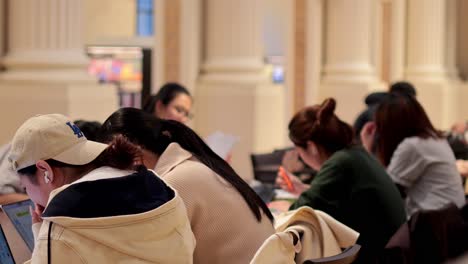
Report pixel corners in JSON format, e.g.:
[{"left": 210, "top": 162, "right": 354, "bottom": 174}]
[{"left": 290, "top": 146, "right": 405, "bottom": 261}]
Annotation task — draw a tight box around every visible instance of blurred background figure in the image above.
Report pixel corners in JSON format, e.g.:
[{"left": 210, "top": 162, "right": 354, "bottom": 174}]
[
  {"left": 371, "top": 94, "right": 465, "bottom": 217},
  {"left": 143, "top": 82, "right": 193, "bottom": 124},
  {"left": 354, "top": 81, "right": 417, "bottom": 146},
  {"left": 0, "top": 143, "right": 23, "bottom": 195}
]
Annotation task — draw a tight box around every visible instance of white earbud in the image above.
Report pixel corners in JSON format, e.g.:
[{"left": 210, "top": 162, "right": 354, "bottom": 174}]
[{"left": 44, "top": 171, "right": 50, "bottom": 184}]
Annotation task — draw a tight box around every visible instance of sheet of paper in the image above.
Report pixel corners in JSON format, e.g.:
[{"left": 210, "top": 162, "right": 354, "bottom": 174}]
[{"left": 205, "top": 131, "right": 239, "bottom": 159}]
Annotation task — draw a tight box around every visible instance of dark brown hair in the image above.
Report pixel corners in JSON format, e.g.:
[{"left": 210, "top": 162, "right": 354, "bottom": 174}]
[
  {"left": 289, "top": 98, "right": 354, "bottom": 156},
  {"left": 374, "top": 94, "right": 442, "bottom": 166},
  {"left": 18, "top": 135, "right": 142, "bottom": 183}
]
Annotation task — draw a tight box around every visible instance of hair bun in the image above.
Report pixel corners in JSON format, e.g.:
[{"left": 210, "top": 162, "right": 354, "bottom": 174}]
[{"left": 317, "top": 98, "right": 336, "bottom": 124}]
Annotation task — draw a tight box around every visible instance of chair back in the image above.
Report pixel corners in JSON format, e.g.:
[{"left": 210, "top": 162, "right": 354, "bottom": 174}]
[
  {"left": 303, "top": 244, "right": 361, "bottom": 264},
  {"left": 251, "top": 150, "right": 286, "bottom": 184}
]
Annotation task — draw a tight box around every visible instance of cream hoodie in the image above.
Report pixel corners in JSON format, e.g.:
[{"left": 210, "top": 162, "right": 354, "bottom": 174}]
[
  {"left": 250, "top": 206, "right": 359, "bottom": 263},
  {"left": 29, "top": 167, "right": 195, "bottom": 264}
]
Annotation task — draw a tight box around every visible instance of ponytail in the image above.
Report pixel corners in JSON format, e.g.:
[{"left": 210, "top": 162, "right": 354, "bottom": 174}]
[
  {"left": 160, "top": 120, "right": 273, "bottom": 222},
  {"left": 92, "top": 135, "right": 142, "bottom": 170},
  {"left": 17, "top": 135, "right": 142, "bottom": 184},
  {"left": 98, "top": 108, "right": 274, "bottom": 223}
]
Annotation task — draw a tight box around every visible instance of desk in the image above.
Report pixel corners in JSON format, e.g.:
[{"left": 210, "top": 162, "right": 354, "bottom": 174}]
[{"left": 0, "top": 194, "right": 28, "bottom": 205}]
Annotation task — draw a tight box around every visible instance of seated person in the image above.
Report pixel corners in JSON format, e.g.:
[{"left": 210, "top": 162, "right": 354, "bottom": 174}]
[
  {"left": 0, "top": 120, "right": 101, "bottom": 196},
  {"left": 354, "top": 81, "right": 416, "bottom": 144},
  {"left": 446, "top": 120, "right": 467, "bottom": 160},
  {"left": 367, "top": 94, "right": 466, "bottom": 216},
  {"left": 0, "top": 143, "right": 23, "bottom": 195},
  {"left": 143, "top": 82, "right": 193, "bottom": 124},
  {"left": 98, "top": 108, "right": 275, "bottom": 264},
  {"left": 276, "top": 98, "right": 406, "bottom": 263},
  {"left": 8, "top": 114, "right": 195, "bottom": 263}
]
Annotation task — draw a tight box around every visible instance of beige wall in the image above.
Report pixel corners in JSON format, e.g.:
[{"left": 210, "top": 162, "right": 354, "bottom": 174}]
[
  {"left": 84, "top": 0, "right": 136, "bottom": 44},
  {"left": 457, "top": 0, "right": 468, "bottom": 80},
  {"left": 0, "top": 81, "right": 118, "bottom": 145},
  {"left": 0, "top": 0, "right": 4, "bottom": 59},
  {"left": 195, "top": 81, "right": 287, "bottom": 181},
  {"left": 263, "top": 0, "right": 287, "bottom": 57}
]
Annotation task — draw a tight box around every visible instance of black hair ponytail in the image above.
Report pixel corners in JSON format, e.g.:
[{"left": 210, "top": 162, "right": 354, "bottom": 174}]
[{"left": 98, "top": 108, "right": 273, "bottom": 222}]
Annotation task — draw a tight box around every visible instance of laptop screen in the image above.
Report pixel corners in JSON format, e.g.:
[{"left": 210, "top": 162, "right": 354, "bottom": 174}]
[
  {"left": 0, "top": 225, "right": 15, "bottom": 264},
  {"left": 2, "top": 200, "right": 34, "bottom": 251}
]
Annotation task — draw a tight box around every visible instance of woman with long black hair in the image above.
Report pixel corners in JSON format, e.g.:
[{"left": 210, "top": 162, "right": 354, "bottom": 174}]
[{"left": 99, "top": 108, "right": 274, "bottom": 264}]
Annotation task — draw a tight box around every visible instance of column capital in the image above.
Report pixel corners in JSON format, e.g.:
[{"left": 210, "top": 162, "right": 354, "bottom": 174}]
[
  {"left": 3, "top": 0, "right": 87, "bottom": 73},
  {"left": 405, "top": 0, "right": 459, "bottom": 82}
]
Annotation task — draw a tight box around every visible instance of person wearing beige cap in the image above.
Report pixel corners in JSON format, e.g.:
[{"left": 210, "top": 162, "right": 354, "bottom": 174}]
[{"left": 8, "top": 114, "right": 195, "bottom": 264}]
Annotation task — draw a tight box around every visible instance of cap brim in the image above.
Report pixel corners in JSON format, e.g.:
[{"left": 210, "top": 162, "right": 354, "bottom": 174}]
[{"left": 52, "top": 140, "right": 108, "bottom": 166}]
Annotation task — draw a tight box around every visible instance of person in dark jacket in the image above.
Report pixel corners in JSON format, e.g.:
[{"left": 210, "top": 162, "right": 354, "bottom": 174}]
[{"left": 277, "top": 98, "right": 406, "bottom": 263}]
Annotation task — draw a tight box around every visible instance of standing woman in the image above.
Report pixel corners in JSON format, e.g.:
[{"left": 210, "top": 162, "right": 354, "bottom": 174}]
[
  {"left": 98, "top": 108, "right": 275, "bottom": 264},
  {"left": 277, "top": 98, "right": 406, "bottom": 263},
  {"left": 371, "top": 94, "right": 465, "bottom": 217},
  {"left": 143, "top": 82, "right": 193, "bottom": 124}
]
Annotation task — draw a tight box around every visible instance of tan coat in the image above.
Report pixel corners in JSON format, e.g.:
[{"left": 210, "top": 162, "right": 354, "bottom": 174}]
[
  {"left": 250, "top": 206, "right": 360, "bottom": 264},
  {"left": 29, "top": 167, "right": 195, "bottom": 264},
  {"left": 155, "top": 143, "right": 275, "bottom": 264}
]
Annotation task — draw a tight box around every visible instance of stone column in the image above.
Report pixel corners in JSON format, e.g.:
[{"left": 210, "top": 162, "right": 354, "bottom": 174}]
[
  {"left": 406, "top": 0, "right": 448, "bottom": 81},
  {"left": 201, "top": 0, "right": 264, "bottom": 80},
  {"left": 154, "top": 0, "right": 201, "bottom": 94},
  {"left": 320, "top": 0, "right": 384, "bottom": 123},
  {"left": 3, "top": 0, "right": 88, "bottom": 78},
  {"left": 0, "top": 0, "right": 5, "bottom": 62},
  {"left": 389, "top": 0, "right": 406, "bottom": 81},
  {"left": 304, "top": 0, "right": 323, "bottom": 107},
  {"left": 323, "top": 0, "right": 376, "bottom": 83},
  {"left": 0, "top": 0, "right": 118, "bottom": 144},
  {"left": 405, "top": 0, "right": 461, "bottom": 128},
  {"left": 196, "top": 0, "right": 286, "bottom": 181}
]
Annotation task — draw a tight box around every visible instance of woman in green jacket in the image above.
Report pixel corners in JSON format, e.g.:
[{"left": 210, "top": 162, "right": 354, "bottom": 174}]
[{"left": 277, "top": 98, "right": 406, "bottom": 263}]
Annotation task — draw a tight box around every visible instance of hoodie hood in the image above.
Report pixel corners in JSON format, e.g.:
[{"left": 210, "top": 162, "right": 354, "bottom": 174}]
[
  {"left": 38, "top": 167, "right": 195, "bottom": 263},
  {"left": 43, "top": 167, "right": 173, "bottom": 219}
]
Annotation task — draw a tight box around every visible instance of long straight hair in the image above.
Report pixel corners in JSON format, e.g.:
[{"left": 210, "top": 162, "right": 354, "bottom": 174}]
[
  {"left": 98, "top": 108, "right": 273, "bottom": 222},
  {"left": 374, "top": 94, "right": 442, "bottom": 166}
]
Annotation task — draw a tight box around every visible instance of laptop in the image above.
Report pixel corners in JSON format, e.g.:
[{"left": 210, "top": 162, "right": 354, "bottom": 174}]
[
  {"left": 0, "top": 225, "right": 16, "bottom": 264},
  {"left": 252, "top": 183, "right": 276, "bottom": 203},
  {"left": 1, "top": 200, "right": 35, "bottom": 251}
]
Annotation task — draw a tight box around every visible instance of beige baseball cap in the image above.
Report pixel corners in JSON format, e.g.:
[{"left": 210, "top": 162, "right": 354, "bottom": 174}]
[{"left": 8, "top": 114, "right": 108, "bottom": 172}]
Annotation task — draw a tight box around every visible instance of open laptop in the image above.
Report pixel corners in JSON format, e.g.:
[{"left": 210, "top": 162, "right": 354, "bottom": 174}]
[
  {"left": 1, "top": 200, "right": 34, "bottom": 251},
  {"left": 0, "top": 225, "right": 16, "bottom": 264}
]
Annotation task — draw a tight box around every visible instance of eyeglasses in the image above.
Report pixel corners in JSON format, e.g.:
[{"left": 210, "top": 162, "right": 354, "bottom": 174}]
[{"left": 173, "top": 105, "right": 194, "bottom": 120}]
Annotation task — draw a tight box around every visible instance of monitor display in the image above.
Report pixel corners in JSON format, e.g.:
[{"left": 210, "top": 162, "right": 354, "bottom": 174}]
[
  {"left": 2, "top": 200, "right": 34, "bottom": 251},
  {"left": 87, "top": 46, "right": 151, "bottom": 108},
  {"left": 87, "top": 47, "right": 142, "bottom": 86},
  {"left": 0, "top": 225, "right": 15, "bottom": 264}
]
